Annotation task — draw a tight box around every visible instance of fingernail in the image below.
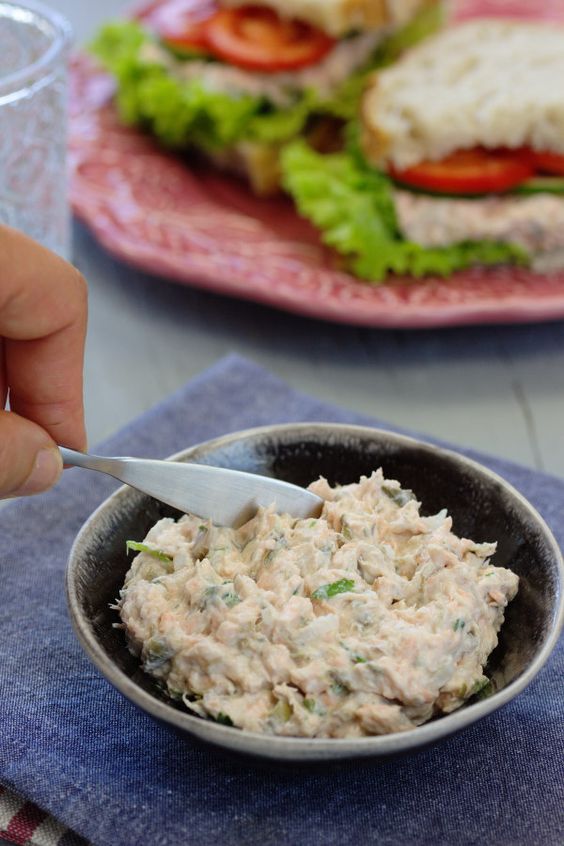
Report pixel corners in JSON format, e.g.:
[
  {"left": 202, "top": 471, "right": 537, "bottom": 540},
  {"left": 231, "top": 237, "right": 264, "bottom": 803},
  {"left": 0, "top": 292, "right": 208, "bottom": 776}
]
[{"left": 14, "top": 448, "right": 63, "bottom": 496}]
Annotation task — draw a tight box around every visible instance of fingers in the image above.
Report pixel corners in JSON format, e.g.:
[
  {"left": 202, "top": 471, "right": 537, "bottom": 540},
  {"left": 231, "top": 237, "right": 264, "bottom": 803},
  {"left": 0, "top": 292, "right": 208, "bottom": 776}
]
[
  {"left": 0, "top": 225, "right": 88, "bottom": 451},
  {"left": 0, "top": 338, "right": 6, "bottom": 408},
  {"left": 6, "top": 325, "right": 87, "bottom": 449},
  {"left": 0, "top": 410, "right": 63, "bottom": 498}
]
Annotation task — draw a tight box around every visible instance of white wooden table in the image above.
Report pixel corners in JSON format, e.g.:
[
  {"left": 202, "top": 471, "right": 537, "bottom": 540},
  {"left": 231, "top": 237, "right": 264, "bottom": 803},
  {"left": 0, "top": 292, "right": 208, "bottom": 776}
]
[{"left": 60, "top": 1, "right": 564, "bottom": 478}]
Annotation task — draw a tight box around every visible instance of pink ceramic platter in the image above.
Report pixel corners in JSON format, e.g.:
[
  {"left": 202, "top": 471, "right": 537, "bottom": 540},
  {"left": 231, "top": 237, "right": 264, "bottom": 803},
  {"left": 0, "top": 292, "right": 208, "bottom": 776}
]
[{"left": 69, "top": 0, "right": 564, "bottom": 329}]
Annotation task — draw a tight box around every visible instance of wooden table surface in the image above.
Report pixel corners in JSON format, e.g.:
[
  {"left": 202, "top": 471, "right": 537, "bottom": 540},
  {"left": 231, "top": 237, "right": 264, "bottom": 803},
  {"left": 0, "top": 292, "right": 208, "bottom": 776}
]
[{"left": 60, "top": 0, "right": 564, "bottom": 479}]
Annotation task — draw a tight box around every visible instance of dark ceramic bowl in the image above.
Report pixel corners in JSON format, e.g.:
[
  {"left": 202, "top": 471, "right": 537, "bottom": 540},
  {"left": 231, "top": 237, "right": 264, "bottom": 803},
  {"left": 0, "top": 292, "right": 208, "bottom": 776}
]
[{"left": 66, "top": 424, "right": 564, "bottom": 763}]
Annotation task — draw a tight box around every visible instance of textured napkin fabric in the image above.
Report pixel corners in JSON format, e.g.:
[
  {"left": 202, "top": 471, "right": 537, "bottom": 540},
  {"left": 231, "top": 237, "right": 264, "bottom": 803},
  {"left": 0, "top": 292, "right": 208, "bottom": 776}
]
[
  {"left": 0, "top": 785, "right": 85, "bottom": 846},
  {"left": 0, "top": 355, "right": 562, "bottom": 846}
]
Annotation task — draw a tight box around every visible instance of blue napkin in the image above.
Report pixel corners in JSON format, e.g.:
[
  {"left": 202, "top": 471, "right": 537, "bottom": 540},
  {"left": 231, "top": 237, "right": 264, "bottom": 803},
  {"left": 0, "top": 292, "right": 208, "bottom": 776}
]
[{"left": 0, "top": 355, "right": 562, "bottom": 846}]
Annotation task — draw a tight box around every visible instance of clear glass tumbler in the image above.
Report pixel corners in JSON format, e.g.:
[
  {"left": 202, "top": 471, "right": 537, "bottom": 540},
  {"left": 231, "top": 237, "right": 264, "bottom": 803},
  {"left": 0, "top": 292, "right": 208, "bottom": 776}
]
[{"left": 0, "top": 1, "right": 72, "bottom": 258}]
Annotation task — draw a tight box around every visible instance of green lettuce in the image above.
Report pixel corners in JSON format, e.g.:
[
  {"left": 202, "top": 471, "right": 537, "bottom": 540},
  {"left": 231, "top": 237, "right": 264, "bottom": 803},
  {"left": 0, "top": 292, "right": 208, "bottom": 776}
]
[
  {"left": 281, "top": 139, "right": 529, "bottom": 283},
  {"left": 319, "top": 1, "right": 446, "bottom": 121},
  {"left": 91, "top": 22, "right": 293, "bottom": 150},
  {"left": 374, "top": 0, "right": 447, "bottom": 65},
  {"left": 90, "top": 3, "right": 443, "bottom": 152}
]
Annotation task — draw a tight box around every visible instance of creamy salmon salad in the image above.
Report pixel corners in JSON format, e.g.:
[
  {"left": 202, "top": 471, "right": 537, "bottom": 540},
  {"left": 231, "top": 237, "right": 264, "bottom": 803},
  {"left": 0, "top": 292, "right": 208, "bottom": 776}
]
[
  {"left": 394, "top": 190, "right": 564, "bottom": 271},
  {"left": 116, "top": 470, "right": 518, "bottom": 738}
]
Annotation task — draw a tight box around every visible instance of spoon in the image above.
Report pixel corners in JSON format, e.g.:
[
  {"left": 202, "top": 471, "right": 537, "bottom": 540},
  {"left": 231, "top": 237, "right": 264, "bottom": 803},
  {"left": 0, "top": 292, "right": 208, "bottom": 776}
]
[{"left": 59, "top": 447, "right": 323, "bottom": 527}]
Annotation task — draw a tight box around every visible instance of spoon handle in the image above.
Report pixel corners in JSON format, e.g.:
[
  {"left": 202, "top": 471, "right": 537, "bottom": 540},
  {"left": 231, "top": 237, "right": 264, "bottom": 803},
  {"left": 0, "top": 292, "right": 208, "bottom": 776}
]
[{"left": 58, "top": 447, "right": 323, "bottom": 526}]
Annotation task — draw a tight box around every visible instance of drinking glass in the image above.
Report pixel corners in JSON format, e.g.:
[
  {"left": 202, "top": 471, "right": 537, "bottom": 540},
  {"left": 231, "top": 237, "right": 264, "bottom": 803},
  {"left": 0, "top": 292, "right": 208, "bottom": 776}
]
[{"left": 0, "top": 1, "right": 72, "bottom": 258}]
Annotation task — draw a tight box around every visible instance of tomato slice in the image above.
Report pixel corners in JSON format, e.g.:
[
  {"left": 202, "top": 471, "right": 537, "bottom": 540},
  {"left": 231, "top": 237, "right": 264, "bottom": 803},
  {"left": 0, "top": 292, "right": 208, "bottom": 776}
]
[
  {"left": 136, "top": 1, "right": 335, "bottom": 70},
  {"left": 138, "top": 0, "right": 218, "bottom": 53},
  {"left": 530, "top": 151, "right": 564, "bottom": 177},
  {"left": 205, "top": 6, "right": 335, "bottom": 72},
  {"left": 389, "top": 149, "right": 534, "bottom": 195}
]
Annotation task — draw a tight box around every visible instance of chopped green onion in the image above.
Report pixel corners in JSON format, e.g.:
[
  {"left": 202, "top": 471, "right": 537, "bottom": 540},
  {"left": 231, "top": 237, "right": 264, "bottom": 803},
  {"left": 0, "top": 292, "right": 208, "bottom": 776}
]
[
  {"left": 471, "top": 678, "right": 492, "bottom": 698},
  {"left": 341, "top": 523, "right": 353, "bottom": 540},
  {"left": 166, "top": 688, "right": 184, "bottom": 701},
  {"left": 143, "top": 636, "right": 174, "bottom": 671},
  {"left": 381, "top": 485, "right": 416, "bottom": 507},
  {"left": 312, "top": 579, "right": 355, "bottom": 600},
  {"left": 271, "top": 700, "right": 292, "bottom": 722},
  {"left": 126, "top": 540, "right": 172, "bottom": 564}
]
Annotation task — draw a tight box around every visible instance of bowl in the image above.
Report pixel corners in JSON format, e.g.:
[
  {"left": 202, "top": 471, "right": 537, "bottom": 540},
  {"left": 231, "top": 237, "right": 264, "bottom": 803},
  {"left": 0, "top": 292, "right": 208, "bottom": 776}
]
[{"left": 66, "top": 423, "right": 564, "bottom": 763}]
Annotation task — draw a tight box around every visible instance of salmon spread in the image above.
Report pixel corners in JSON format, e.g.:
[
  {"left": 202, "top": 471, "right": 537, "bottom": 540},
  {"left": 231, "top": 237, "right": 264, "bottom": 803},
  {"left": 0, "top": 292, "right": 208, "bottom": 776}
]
[
  {"left": 394, "top": 189, "right": 564, "bottom": 266},
  {"left": 117, "top": 470, "right": 518, "bottom": 738}
]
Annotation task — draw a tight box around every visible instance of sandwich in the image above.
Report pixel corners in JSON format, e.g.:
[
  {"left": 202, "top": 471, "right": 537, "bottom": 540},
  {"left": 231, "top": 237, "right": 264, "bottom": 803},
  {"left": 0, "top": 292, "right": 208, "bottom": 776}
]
[
  {"left": 282, "top": 19, "right": 564, "bottom": 281},
  {"left": 91, "top": 0, "right": 444, "bottom": 195}
]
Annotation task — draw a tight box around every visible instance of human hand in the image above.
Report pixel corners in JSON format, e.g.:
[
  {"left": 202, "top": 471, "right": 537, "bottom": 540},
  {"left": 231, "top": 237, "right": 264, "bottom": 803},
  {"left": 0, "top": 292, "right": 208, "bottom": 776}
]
[{"left": 0, "top": 225, "right": 87, "bottom": 498}]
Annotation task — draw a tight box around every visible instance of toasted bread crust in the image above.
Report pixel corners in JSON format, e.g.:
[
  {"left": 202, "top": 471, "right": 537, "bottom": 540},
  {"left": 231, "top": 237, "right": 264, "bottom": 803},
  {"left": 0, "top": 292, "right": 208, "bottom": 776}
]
[
  {"left": 204, "top": 119, "right": 344, "bottom": 196},
  {"left": 220, "top": 0, "right": 429, "bottom": 37},
  {"left": 203, "top": 142, "right": 282, "bottom": 196},
  {"left": 342, "top": 0, "right": 389, "bottom": 31},
  {"left": 360, "top": 73, "right": 391, "bottom": 167}
]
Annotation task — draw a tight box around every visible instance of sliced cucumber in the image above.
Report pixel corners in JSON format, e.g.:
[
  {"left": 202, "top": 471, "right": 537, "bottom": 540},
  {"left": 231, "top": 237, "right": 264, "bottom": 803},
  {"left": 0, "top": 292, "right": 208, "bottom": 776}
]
[
  {"left": 161, "top": 40, "right": 212, "bottom": 61},
  {"left": 512, "top": 177, "right": 564, "bottom": 196}
]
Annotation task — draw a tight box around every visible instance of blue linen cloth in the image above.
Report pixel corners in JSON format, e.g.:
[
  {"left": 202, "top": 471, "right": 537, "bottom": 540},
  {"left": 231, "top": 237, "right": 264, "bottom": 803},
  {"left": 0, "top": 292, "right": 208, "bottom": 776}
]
[{"left": 0, "top": 354, "right": 562, "bottom": 846}]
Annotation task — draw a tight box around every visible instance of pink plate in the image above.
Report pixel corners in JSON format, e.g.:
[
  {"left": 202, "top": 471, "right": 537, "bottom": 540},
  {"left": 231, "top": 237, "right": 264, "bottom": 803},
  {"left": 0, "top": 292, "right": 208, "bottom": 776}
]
[{"left": 69, "top": 0, "right": 564, "bottom": 328}]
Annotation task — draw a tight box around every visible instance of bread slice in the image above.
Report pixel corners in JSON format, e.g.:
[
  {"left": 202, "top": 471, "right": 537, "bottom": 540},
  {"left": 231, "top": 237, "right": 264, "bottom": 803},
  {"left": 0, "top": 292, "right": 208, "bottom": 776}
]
[
  {"left": 361, "top": 19, "right": 564, "bottom": 170},
  {"left": 206, "top": 141, "right": 283, "bottom": 196},
  {"left": 221, "top": 0, "right": 431, "bottom": 37},
  {"left": 205, "top": 118, "right": 345, "bottom": 196}
]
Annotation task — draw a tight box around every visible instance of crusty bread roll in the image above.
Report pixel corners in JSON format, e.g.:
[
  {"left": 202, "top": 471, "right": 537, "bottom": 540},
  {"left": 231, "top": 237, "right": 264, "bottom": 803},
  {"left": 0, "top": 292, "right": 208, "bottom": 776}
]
[
  {"left": 221, "top": 0, "right": 431, "bottom": 37},
  {"left": 206, "top": 141, "right": 283, "bottom": 196},
  {"left": 206, "top": 119, "right": 345, "bottom": 196},
  {"left": 361, "top": 20, "right": 564, "bottom": 170}
]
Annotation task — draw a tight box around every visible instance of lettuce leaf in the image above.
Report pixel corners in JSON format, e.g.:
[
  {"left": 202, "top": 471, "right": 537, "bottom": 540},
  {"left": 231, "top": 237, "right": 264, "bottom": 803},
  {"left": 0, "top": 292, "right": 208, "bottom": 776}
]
[
  {"left": 91, "top": 22, "right": 285, "bottom": 150},
  {"left": 91, "top": 23, "right": 322, "bottom": 150},
  {"left": 90, "top": 3, "right": 444, "bottom": 152},
  {"left": 281, "top": 139, "right": 529, "bottom": 283},
  {"left": 247, "top": 90, "right": 317, "bottom": 145},
  {"left": 319, "top": 1, "right": 446, "bottom": 121},
  {"left": 374, "top": 0, "right": 447, "bottom": 66}
]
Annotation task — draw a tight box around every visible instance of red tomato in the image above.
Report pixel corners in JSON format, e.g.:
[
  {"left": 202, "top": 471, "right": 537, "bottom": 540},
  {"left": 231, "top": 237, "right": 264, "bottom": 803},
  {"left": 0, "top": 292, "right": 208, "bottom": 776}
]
[
  {"left": 389, "top": 149, "right": 534, "bottom": 195},
  {"left": 530, "top": 151, "right": 564, "bottom": 176},
  {"left": 205, "top": 6, "right": 335, "bottom": 72},
  {"left": 137, "top": 0, "right": 218, "bottom": 52}
]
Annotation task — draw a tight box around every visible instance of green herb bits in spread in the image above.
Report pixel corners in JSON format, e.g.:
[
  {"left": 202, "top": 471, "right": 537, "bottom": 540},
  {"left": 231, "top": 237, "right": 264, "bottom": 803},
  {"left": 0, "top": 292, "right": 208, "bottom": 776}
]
[
  {"left": 116, "top": 469, "right": 518, "bottom": 738},
  {"left": 311, "top": 579, "right": 355, "bottom": 600}
]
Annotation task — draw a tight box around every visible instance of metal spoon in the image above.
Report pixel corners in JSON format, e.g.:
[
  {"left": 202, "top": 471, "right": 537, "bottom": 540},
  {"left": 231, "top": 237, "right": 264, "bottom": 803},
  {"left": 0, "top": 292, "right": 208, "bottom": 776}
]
[{"left": 59, "top": 447, "right": 323, "bottom": 527}]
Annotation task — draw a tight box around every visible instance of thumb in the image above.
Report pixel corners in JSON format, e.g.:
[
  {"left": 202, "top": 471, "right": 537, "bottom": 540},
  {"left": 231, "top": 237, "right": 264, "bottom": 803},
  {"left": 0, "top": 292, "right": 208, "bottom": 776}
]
[{"left": 0, "top": 410, "right": 63, "bottom": 498}]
